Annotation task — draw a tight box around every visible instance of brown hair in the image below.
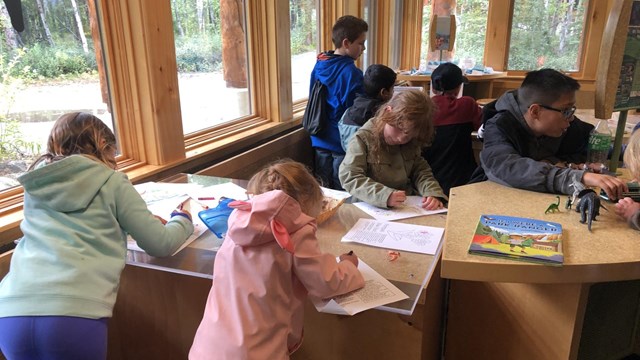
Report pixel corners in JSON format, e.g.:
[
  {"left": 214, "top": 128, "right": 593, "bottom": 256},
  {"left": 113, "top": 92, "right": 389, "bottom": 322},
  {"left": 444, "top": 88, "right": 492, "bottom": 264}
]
[
  {"left": 332, "top": 15, "right": 368, "bottom": 49},
  {"left": 625, "top": 130, "right": 640, "bottom": 179},
  {"left": 369, "top": 90, "right": 436, "bottom": 158},
  {"left": 29, "top": 112, "right": 117, "bottom": 170},
  {"left": 246, "top": 160, "right": 324, "bottom": 217}
]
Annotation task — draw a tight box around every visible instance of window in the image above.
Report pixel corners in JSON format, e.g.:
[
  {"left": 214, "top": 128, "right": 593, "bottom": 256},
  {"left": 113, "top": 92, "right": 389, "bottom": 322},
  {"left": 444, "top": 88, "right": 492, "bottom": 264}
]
[
  {"left": 419, "top": 2, "right": 432, "bottom": 70},
  {"left": 508, "top": 0, "right": 588, "bottom": 71},
  {"left": 454, "top": 0, "right": 489, "bottom": 69},
  {"left": 290, "top": 0, "right": 319, "bottom": 102},
  {"left": 0, "top": 0, "right": 114, "bottom": 192},
  {"left": 172, "top": 0, "right": 251, "bottom": 135}
]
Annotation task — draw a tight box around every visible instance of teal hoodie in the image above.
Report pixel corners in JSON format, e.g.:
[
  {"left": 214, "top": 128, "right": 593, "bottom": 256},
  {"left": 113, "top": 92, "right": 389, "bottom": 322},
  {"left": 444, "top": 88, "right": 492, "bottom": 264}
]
[{"left": 0, "top": 155, "right": 193, "bottom": 319}]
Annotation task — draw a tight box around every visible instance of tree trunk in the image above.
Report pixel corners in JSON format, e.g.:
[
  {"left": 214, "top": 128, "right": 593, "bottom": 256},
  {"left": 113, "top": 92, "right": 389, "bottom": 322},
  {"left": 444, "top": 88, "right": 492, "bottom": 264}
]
[
  {"left": 172, "top": 0, "right": 184, "bottom": 37},
  {"left": 70, "top": 0, "right": 88, "bottom": 53},
  {"left": 197, "top": 0, "right": 204, "bottom": 32},
  {"left": 220, "top": 0, "right": 247, "bottom": 88},
  {"left": 35, "top": 0, "right": 54, "bottom": 46},
  {"left": 87, "top": 0, "right": 110, "bottom": 112},
  {"left": 0, "top": 2, "right": 19, "bottom": 49}
]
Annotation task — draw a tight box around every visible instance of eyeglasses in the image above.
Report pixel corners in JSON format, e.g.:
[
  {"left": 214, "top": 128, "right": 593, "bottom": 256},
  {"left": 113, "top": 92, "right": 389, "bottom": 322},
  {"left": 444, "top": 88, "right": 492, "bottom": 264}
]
[{"left": 537, "top": 104, "right": 577, "bottom": 119}]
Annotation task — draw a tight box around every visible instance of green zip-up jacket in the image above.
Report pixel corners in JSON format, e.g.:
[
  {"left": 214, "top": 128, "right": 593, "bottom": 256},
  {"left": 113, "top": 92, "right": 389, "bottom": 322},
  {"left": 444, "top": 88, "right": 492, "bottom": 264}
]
[
  {"left": 0, "top": 155, "right": 193, "bottom": 319},
  {"left": 339, "top": 119, "right": 446, "bottom": 208}
]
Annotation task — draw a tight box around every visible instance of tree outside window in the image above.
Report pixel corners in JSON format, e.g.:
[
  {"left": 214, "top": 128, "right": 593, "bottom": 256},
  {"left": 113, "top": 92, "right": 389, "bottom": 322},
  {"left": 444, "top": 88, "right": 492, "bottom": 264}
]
[
  {"left": 508, "top": 0, "right": 588, "bottom": 71},
  {"left": 0, "top": 0, "right": 114, "bottom": 192}
]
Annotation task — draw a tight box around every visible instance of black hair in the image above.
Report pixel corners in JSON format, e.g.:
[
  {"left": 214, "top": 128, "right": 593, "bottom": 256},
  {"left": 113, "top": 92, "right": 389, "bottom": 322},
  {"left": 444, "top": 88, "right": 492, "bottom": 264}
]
[
  {"left": 363, "top": 64, "right": 397, "bottom": 98},
  {"left": 332, "top": 15, "right": 368, "bottom": 49},
  {"left": 517, "top": 68, "right": 580, "bottom": 111}
]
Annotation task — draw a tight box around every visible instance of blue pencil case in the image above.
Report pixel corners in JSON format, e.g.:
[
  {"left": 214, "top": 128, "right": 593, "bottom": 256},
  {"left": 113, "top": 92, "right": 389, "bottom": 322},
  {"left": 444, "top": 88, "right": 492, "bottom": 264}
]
[{"left": 198, "top": 197, "right": 235, "bottom": 239}]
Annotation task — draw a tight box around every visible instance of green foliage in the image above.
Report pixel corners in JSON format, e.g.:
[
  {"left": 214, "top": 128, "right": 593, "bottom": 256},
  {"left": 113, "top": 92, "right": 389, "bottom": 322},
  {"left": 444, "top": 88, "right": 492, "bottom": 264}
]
[
  {"left": 175, "top": 34, "right": 222, "bottom": 72},
  {"left": 9, "top": 44, "right": 96, "bottom": 80},
  {"left": 0, "top": 51, "right": 41, "bottom": 161},
  {"left": 455, "top": 0, "right": 489, "bottom": 64},
  {"left": 290, "top": 0, "right": 317, "bottom": 56},
  {"left": 508, "top": 0, "right": 587, "bottom": 71}
]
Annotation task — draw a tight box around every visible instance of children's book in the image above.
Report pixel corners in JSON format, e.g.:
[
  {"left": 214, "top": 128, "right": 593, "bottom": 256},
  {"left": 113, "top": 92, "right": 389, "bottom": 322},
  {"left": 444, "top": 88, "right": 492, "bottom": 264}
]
[{"left": 468, "top": 215, "right": 564, "bottom": 265}]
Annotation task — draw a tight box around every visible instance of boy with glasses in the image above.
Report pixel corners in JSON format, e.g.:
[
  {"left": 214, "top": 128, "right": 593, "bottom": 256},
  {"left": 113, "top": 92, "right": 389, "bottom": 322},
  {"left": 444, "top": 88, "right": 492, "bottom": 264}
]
[{"left": 471, "top": 68, "right": 627, "bottom": 201}]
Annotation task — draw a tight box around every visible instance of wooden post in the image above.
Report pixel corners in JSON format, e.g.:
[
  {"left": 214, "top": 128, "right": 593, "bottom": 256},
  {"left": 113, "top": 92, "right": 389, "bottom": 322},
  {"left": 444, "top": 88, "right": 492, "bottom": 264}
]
[
  {"left": 87, "top": 0, "right": 110, "bottom": 112},
  {"left": 220, "top": 0, "right": 247, "bottom": 88}
]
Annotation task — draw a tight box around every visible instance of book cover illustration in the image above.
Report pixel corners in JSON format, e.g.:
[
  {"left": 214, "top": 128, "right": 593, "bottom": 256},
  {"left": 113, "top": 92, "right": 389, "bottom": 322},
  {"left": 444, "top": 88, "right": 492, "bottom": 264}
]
[{"left": 468, "top": 215, "right": 563, "bottom": 265}]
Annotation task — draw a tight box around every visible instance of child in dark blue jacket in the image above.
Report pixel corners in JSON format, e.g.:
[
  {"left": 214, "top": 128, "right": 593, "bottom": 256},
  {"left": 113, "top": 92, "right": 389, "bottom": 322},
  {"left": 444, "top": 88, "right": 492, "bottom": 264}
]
[{"left": 338, "top": 64, "right": 396, "bottom": 151}]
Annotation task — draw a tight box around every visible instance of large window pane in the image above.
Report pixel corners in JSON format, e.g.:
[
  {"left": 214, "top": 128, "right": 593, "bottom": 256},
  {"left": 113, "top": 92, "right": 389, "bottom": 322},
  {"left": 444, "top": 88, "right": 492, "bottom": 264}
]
[
  {"left": 290, "top": 0, "right": 318, "bottom": 102},
  {"left": 455, "top": 0, "right": 488, "bottom": 69},
  {"left": 0, "top": 0, "right": 114, "bottom": 191},
  {"left": 508, "top": 0, "right": 588, "bottom": 71},
  {"left": 419, "top": 2, "right": 432, "bottom": 70},
  {"left": 172, "top": 0, "right": 251, "bottom": 135}
]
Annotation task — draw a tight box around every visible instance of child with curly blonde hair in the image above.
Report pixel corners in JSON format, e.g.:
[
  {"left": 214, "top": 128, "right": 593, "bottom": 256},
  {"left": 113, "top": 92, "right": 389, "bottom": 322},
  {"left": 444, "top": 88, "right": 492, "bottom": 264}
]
[
  {"left": 339, "top": 89, "right": 447, "bottom": 209},
  {"left": 615, "top": 130, "right": 640, "bottom": 229}
]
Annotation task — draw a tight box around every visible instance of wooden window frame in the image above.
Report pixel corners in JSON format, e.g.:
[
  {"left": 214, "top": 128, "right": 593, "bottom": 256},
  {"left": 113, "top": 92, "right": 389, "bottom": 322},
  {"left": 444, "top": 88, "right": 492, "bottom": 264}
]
[{"left": 0, "top": 0, "right": 301, "bottom": 244}]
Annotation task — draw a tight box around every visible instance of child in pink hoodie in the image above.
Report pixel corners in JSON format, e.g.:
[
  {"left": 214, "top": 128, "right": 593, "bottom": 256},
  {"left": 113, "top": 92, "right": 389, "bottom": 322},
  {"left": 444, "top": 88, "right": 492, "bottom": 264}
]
[{"left": 189, "top": 160, "right": 365, "bottom": 360}]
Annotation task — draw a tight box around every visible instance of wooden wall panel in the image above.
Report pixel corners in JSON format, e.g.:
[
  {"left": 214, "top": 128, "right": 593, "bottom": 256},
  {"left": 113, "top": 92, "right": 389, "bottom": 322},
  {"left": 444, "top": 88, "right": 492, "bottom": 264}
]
[{"left": 196, "top": 128, "right": 313, "bottom": 180}]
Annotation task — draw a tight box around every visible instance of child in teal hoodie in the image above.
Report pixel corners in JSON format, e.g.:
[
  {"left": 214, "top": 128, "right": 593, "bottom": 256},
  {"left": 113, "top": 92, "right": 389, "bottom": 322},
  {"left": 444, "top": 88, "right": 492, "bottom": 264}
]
[{"left": 0, "top": 112, "right": 194, "bottom": 359}]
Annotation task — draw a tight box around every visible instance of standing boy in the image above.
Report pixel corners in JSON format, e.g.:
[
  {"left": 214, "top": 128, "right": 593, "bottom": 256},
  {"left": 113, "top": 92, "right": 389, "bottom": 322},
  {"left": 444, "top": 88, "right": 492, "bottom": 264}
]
[
  {"left": 309, "top": 15, "right": 368, "bottom": 190},
  {"left": 338, "top": 63, "right": 396, "bottom": 152},
  {"left": 471, "top": 68, "right": 627, "bottom": 201},
  {"left": 422, "top": 62, "right": 482, "bottom": 195}
]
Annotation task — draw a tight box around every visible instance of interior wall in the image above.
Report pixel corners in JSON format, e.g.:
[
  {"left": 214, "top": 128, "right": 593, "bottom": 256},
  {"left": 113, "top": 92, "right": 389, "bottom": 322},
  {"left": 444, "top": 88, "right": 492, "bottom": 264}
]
[{"left": 196, "top": 128, "right": 314, "bottom": 179}]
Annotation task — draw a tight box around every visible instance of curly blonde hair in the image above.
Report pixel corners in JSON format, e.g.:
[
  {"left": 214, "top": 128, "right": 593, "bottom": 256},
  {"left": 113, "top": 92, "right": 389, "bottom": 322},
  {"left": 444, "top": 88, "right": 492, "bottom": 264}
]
[
  {"left": 625, "top": 130, "right": 640, "bottom": 180},
  {"left": 369, "top": 89, "right": 436, "bottom": 160},
  {"left": 246, "top": 160, "right": 324, "bottom": 217},
  {"left": 29, "top": 112, "right": 117, "bottom": 170}
]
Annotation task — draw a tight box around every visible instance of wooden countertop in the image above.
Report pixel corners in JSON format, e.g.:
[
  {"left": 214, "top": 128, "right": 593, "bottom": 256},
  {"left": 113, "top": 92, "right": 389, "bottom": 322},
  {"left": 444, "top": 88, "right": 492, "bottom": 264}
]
[{"left": 441, "top": 180, "right": 640, "bottom": 284}]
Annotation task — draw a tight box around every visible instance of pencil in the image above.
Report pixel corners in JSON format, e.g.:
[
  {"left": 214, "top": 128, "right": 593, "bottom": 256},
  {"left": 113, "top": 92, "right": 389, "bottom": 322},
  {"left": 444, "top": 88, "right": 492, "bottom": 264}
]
[{"left": 198, "top": 197, "right": 216, "bottom": 200}]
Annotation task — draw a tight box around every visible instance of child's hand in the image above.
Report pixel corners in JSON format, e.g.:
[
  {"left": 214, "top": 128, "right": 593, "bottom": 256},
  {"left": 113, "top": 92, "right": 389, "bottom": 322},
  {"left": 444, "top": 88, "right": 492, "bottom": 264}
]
[
  {"left": 421, "top": 196, "right": 444, "bottom": 210},
  {"left": 339, "top": 252, "right": 359, "bottom": 267},
  {"left": 154, "top": 215, "right": 168, "bottom": 225},
  {"left": 387, "top": 191, "right": 406, "bottom": 207},
  {"left": 615, "top": 197, "right": 640, "bottom": 221},
  {"left": 582, "top": 173, "right": 628, "bottom": 201},
  {"left": 170, "top": 209, "right": 193, "bottom": 222}
]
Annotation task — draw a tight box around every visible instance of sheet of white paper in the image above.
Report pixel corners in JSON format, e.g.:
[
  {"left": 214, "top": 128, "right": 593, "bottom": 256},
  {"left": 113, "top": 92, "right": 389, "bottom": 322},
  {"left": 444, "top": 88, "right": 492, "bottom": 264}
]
[
  {"left": 134, "top": 182, "right": 203, "bottom": 204},
  {"left": 353, "top": 196, "right": 447, "bottom": 221},
  {"left": 127, "top": 196, "right": 209, "bottom": 256},
  {"left": 321, "top": 186, "right": 352, "bottom": 200},
  {"left": 341, "top": 218, "right": 444, "bottom": 255},
  {"left": 191, "top": 182, "right": 248, "bottom": 202},
  {"left": 310, "top": 259, "right": 408, "bottom": 316}
]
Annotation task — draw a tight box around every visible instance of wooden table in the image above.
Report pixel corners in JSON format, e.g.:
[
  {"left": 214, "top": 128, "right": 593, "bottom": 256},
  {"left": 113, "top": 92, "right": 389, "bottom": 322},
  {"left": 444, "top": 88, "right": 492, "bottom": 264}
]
[
  {"left": 441, "top": 180, "right": 640, "bottom": 360},
  {"left": 108, "top": 174, "right": 448, "bottom": 360},
  {"left": 396, "top": 72, "right": 507, "bottom": 99}
]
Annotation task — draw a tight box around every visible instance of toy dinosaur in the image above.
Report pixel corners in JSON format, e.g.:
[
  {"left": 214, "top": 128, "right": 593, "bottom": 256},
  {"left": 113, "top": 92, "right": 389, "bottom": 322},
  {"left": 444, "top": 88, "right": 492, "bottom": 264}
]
[
  {"left": 565, "top": 196, "right": 573, "bottom": 210},
  {"left": 574, "top": 189, "right": 607, "bottom": 231},
  {"left": 545, "top": 196, "right": 561, "bottom": 214}
]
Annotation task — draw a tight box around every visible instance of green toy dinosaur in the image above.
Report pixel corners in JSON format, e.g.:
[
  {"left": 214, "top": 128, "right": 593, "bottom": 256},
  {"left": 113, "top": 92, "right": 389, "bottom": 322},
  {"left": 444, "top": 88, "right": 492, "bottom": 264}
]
[{"left": 545, "top": 195, "right": 560, "bottom": 214}]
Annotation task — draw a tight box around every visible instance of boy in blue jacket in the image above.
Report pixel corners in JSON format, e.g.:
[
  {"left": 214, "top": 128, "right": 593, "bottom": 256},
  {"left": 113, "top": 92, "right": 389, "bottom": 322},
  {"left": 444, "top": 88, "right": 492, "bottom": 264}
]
[{"left": 309, "top": 15, "right": 368, "bottom": 190}]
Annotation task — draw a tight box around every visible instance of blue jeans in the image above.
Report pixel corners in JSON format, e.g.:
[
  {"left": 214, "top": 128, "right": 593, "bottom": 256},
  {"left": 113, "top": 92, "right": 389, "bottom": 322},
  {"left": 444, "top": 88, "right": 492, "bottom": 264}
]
[
  {"left": 314, "top": 148, "right": 345, "bottom": 190},
  {"left": 0, "top": 316, "right": 108, "bottom": 360}
]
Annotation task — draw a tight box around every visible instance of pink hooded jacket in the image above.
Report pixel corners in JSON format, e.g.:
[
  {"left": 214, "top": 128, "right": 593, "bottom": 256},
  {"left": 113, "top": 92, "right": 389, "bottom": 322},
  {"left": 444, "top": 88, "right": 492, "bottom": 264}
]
[{"left": 189, "top": 190, "right": 365, "bottom": 360}]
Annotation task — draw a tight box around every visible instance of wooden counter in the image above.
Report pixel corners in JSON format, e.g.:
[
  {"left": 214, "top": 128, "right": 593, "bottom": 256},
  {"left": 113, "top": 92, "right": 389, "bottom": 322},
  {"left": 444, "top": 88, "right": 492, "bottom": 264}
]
[
  {"left": 396, "top": 72, "right": 507, "bottom": 99},
  {"left": 108, "top": 174, "right": 448, "bottom": 360},
  {"left": 441, "top": 180, "right": 640, "bottom": 360}
]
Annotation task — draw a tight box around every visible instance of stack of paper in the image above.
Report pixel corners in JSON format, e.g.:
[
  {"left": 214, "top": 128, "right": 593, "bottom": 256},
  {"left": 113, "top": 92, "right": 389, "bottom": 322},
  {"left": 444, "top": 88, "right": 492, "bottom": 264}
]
[{"left": 310, "top": 260, "right": 408, "bottom": 316}]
